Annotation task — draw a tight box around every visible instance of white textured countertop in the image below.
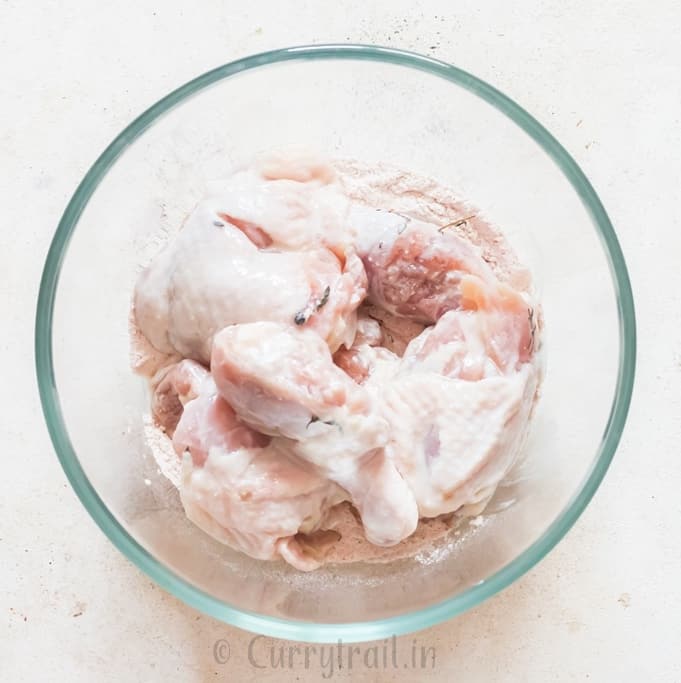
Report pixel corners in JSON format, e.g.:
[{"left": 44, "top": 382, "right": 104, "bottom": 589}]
[{"left": 2, "top": 1, "right": 680, "bottom": 680}]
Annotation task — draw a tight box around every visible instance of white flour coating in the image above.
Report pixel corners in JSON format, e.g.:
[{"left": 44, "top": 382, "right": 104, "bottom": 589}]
[
  {"left": 132, "top": 158, "right": 541, "bottom": 566},
  {"left": 143, "top": 414, "right": 182, "bottom": 487}
]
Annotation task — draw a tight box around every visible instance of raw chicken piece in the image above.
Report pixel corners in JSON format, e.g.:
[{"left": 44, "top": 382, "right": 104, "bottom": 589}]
[
  {"left": 206, "top": 148, "right": 352, "bottom": 252},
  {"left": 134, "top": 200, "right": 366, "bottom": 363},
  {"left": 352, "top": 205, "right": 529, "bottom": 325},
  {"left": 402, "top": 306, "right": 535, "bottom": 380},
  {"left": 369, "top": 285, "right": 538, "bottom": 517},
  {"left": 172, "top": 372, "right": 345, "bottom": 570},
  {"left": 211, "top": 322, "right": 418, "bottom": 546},
  {"left": 378, "top": 367, "right": 537, "bottom": 518}
]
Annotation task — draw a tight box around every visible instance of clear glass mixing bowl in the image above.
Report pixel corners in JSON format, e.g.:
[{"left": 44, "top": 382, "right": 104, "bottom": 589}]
[{"left": 35, "top": 45, "right": 635, "bottom": 642}]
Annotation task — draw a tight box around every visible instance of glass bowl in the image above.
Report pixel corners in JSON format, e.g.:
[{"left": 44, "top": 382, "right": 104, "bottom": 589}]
[{"left": 35, "top": 45, "right": 635, "bottom": 642}]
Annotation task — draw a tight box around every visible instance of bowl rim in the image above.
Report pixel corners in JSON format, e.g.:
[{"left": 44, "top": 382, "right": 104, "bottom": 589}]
[{"left": 35, "top": 43, "right": 636, "bottom": 643}]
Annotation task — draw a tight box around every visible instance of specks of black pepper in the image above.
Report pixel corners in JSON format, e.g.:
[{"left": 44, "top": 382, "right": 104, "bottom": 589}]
[
  {"left": 294, "top": 311, "right": 307, "bottom": 325},
  {"left": 213, "top": 221, "right": 225, "bottom": 227},
  {"left": 307, "top": 416, "right": 319, "bottom": 428},
  {"left": 378, "top": 241, "right": 383, "bottom": 249}
]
